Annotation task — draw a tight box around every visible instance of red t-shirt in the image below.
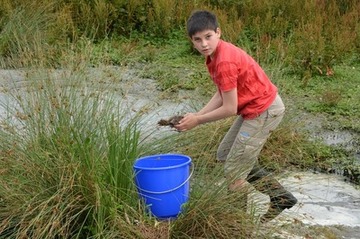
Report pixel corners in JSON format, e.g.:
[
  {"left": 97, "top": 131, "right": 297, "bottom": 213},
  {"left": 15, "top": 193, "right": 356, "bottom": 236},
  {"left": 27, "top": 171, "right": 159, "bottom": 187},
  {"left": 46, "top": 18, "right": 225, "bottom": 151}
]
[{"left": 206, "top": 40, "right": 277, "bottom": 119}]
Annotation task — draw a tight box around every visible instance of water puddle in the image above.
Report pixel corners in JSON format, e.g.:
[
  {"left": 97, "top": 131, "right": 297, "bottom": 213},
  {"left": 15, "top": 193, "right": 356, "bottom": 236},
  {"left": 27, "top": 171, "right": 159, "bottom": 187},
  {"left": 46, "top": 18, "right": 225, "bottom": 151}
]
[
  {"left": 0, "top": 68, "right": 190, "bottom": 139},
  {"left": 313, "top": 129, "right": 360, "bottom": 156},
  {"left": 249, "top": 171, "right": 360, "bottom": 238},
  {"left": 249, "top": 171, "right": 360, "bottom": 227},
  {"left": 284, "top": 172, "right": 360, "bottom": 227}
]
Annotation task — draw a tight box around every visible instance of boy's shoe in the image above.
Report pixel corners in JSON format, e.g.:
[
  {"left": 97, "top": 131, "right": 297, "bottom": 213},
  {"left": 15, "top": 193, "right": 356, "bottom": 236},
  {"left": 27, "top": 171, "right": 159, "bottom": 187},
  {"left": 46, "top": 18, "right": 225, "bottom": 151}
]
[{"left": 260, "top": 192, "right": 297, "bottom": 223}]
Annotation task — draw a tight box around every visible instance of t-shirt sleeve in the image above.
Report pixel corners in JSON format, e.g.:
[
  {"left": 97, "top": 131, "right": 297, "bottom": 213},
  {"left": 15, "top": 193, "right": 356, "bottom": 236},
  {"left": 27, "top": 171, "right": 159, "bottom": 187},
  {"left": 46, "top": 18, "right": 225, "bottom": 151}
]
[{"left": 214, "top": 61, "right": 238, "bottom": 92}]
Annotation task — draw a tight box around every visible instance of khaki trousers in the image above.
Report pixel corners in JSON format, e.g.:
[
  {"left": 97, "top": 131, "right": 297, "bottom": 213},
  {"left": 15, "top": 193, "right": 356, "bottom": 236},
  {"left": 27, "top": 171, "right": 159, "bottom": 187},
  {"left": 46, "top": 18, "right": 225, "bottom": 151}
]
[{"left": 217, "top": 94, "right": 285, "bottom": 180}]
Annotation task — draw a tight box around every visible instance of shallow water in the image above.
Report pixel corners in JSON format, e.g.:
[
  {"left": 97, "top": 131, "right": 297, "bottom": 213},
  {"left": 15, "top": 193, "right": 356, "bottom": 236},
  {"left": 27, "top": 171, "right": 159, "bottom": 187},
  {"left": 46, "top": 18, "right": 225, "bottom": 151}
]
[
  {"left": 314, "top": 129, "right": 360, "bottom": 161},
  {"left": 252, "top": 172, "right": 360, "bottom": 238},
  {"left": 278, "top": 172, "right": 359, "bottom": 227}
]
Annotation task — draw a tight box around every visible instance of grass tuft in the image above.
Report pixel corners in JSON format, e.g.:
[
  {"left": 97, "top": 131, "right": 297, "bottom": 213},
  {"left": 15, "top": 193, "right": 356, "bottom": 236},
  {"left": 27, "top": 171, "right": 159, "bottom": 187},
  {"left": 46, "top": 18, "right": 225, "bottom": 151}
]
[{"left": 0, "top": 70, "right": 146, "bottom": 238}]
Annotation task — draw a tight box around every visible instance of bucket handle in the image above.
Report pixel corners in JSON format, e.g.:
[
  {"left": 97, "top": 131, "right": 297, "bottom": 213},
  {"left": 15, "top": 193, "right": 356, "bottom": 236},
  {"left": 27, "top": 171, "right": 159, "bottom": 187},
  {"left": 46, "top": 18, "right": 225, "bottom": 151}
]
[{"left": 136, "top": 165, "right": 193, "bottom": 195}]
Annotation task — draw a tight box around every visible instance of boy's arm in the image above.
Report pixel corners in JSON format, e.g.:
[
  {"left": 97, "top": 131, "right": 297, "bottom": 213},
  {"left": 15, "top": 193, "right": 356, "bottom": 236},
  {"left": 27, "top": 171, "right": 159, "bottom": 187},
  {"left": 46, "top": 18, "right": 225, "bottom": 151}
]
[
  {"left": 197, "top": 88, "right": 237, "bottom": 124},
  {"left": 197, "top": 90, "right": 223, "bottom": 115},
  {"left": 175, "top": 89, "right": 237, "bottom": 131}
]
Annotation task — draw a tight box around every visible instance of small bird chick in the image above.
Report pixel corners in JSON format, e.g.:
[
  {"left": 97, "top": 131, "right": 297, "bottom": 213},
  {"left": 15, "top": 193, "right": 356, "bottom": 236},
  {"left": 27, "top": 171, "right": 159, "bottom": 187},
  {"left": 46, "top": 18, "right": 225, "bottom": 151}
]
[{"left": 157, "top": 115, "right": 184, "bottom": 128}]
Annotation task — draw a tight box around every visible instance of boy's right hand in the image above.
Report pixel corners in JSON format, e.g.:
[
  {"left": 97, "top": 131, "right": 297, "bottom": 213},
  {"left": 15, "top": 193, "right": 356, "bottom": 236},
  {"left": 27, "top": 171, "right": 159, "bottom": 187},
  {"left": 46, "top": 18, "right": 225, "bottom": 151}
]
[{"left": 174, "top": 113, "right": 200, "bottom": 132}]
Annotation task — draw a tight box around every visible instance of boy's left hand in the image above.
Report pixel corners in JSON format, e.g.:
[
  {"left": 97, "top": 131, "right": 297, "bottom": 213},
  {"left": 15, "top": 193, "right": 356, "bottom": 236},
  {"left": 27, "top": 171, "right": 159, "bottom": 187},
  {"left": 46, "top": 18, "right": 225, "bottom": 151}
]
[{"left": 174, "top": 113, "right": 199, "bottom": 132}]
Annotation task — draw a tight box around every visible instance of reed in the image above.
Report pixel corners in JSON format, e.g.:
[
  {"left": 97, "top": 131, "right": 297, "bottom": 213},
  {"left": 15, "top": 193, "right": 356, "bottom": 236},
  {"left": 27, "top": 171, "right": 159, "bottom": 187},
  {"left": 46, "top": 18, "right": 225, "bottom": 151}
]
[{"left": 0, "top": 69, "right": 149, "bottom": 238}]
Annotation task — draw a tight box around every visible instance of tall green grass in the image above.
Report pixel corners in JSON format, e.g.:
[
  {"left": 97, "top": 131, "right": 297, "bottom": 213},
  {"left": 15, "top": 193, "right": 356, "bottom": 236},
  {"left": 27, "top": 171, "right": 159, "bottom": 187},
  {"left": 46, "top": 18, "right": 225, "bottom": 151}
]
[
  {"left": 0, "top": 70, "right": 148, "bottom": 238},
  {"left": 0, "top": 0, "right": 359, "bottom": 75}
]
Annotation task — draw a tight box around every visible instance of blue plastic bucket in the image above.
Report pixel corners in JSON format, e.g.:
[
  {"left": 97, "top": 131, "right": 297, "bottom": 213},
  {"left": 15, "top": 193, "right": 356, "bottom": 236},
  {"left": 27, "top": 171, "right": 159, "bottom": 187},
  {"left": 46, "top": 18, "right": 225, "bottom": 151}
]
[{"left": 133, "top": 154, "right": 192, "bottom": 219}]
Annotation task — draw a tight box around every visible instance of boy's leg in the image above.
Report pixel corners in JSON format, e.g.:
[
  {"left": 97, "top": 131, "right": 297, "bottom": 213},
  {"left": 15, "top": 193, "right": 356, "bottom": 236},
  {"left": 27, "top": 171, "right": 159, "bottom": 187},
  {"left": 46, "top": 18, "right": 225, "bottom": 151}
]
[
  {"left": 217, "top": 117, "right": 249, "bottom": 210},
  {"left": 246, "top": 163, "right": 297, "bottom": 222},
  {"left": 221, "top": 108, "right": 269, "bottom": 211},
  {"left": 223, "top": 109, "right": 272, "bottom": 183},
  {"left": 224, "top": 94, "right": 285, "bottom": 180},
  {"left": 217, "top": 116, "right": 244, "bottom": 162},
  {"left": 244, "top": 95, "right": 297, "bottom": 222},
  {"left": 224, "top": 94, "right": 297, "bottom": 221}
]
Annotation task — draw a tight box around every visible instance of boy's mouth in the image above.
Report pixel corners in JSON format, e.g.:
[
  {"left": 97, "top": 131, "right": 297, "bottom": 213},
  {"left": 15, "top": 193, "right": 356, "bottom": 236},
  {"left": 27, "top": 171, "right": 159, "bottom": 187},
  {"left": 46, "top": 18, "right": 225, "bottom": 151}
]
[{"left": 202, "top": 49, "right": 210, "bottom": 54}]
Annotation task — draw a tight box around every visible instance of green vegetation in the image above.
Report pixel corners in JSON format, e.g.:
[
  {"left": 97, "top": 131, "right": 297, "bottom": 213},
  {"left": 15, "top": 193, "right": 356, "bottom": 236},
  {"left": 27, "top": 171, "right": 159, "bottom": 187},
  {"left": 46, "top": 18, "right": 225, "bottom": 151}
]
[
  {"left": 1, "top": 0, "right": 359, "bottom": 74},
  {"left": 0, "top": 0, "right": 359, "bottom": 238},
  {"left": 0, "top": 72, "right": 145, "bottom": 238}
]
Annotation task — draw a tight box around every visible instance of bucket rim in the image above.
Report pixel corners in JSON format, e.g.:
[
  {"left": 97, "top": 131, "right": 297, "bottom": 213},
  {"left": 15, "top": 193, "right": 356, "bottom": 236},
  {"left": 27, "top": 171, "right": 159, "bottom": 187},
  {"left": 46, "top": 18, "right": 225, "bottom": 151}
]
[{"left": 133, "top": 153, "right": 191, "bottom": 170}]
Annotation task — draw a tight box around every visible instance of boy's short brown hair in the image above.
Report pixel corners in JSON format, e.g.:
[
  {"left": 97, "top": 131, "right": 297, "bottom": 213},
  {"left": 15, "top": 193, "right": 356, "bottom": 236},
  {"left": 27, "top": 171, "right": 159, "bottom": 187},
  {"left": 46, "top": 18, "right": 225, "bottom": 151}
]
[{"left": 187, "top": 10, "right": 219, "bottom": 37}]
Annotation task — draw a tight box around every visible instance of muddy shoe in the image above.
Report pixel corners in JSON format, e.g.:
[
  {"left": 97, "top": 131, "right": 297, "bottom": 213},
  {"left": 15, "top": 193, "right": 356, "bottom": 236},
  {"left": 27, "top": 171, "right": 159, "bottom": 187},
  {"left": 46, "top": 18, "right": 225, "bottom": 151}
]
[
  {"left": 260, "top": 192, "right": 297, "bottom": 223},
  {"left": 158, "top": 115, "right": 183, "bottom": 128}
]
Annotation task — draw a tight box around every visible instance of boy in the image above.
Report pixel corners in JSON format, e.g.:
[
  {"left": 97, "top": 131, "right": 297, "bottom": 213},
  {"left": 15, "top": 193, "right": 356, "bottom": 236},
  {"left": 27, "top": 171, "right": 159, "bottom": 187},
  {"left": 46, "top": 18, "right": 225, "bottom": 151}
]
[{"left": 175, "top": 10, "right": 297, "bottom": 222}]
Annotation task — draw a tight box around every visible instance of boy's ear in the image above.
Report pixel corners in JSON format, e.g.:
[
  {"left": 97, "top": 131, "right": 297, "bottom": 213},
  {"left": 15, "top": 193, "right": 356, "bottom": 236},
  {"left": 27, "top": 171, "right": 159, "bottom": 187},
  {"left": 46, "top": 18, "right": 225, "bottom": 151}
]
[{"left": 215, "top": 27, "right": 221, "bottom": 38}]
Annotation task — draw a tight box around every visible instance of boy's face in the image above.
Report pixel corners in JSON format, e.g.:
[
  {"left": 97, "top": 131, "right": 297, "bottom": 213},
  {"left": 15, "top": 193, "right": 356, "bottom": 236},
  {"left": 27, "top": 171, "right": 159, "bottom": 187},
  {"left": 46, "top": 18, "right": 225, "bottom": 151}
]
[{"left": 190, "top": 28, "right": 221, "bottom": 58}]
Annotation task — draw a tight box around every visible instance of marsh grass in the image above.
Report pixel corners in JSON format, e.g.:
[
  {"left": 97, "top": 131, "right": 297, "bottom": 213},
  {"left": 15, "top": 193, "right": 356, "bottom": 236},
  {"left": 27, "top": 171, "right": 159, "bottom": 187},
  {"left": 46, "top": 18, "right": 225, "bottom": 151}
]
[
  {"left": 0, "top": 1, "right": 62, "bottom": 68},
  {"left": 1, "top": 0, "right": 359, "bottom": 75},
  {"left": 0, "top": 69, "right": 152, "bottom": 238}
]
